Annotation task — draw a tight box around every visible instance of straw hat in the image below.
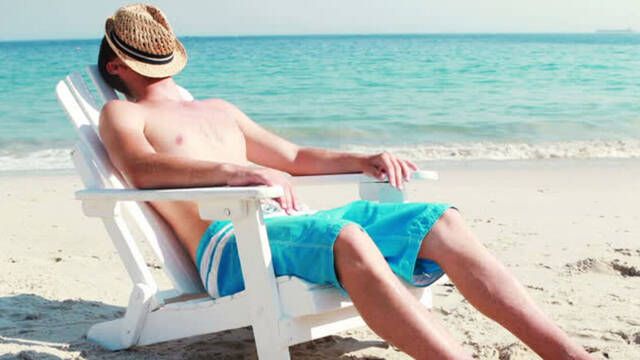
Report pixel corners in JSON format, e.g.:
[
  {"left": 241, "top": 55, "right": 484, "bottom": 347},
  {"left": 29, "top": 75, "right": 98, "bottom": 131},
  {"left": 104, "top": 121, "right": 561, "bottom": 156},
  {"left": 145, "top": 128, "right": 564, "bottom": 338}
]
[{"left": 104, "top": 4, "right": 187, "bottom": 78}]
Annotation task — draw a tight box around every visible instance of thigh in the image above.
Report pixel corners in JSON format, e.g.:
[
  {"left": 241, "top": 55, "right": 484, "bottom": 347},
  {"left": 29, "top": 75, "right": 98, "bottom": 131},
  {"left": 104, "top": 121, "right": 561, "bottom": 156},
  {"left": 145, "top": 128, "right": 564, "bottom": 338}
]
[
  {"left": 266, "top": 214, "right": 351, "bottom": 282},
  {"left": 324, "top": 200, "right": 451, "bottom": 286},
  {"left": 323, "top": 200, "right": 451, "bottom": 255}
]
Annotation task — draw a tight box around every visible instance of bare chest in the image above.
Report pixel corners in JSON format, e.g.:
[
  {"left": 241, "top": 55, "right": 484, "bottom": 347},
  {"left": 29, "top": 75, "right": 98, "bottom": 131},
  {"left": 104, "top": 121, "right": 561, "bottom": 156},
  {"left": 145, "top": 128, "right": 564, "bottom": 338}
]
[{"left": 142, "top": 106, "right": 247, "bottom": 163}]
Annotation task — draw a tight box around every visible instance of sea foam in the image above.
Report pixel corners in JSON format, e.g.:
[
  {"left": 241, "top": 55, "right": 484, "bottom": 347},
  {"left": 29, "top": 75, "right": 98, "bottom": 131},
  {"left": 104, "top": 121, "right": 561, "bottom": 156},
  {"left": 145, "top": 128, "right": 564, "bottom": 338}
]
[
  {"left": 2, "top": 140, "right": 640, "bottom": 173},
  {"left": 345, "top": 139, "right": 640, "bottom": 161}
]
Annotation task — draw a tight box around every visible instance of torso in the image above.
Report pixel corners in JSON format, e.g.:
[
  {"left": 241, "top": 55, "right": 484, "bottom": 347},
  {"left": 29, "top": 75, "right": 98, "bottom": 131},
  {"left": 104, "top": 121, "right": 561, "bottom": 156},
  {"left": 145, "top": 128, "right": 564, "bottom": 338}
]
[{"left": 134, "top": 99, "right": 250, "bottom": 260}]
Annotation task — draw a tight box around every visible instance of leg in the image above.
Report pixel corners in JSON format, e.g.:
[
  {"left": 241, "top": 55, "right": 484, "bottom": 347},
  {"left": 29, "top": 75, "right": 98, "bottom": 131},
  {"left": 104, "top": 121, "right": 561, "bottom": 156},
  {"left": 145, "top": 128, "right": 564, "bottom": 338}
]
[
  {"left": 334, "top": 224, "right": 473, "bottom": 359},
  {"left": 419, "top": 209, "right": 592, "bottom": 360}
]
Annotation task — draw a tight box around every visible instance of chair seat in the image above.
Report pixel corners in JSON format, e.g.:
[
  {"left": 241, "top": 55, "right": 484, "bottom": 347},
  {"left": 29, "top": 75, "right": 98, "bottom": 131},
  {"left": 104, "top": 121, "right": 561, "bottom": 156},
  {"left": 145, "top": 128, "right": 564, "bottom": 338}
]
[
  {"left": 277, "top": 276, "right": 432, "bottom": 317},
  {"left": 161, "top": 275, "right": 431, "bottom": 319}
]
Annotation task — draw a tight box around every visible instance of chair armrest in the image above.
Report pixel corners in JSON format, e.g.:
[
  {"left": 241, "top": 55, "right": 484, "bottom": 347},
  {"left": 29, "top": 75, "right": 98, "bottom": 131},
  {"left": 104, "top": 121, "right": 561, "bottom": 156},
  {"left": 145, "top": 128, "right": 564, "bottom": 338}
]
[
  {"left": 289, "top": 170, "right": 438, "bottom": 186},
  {"left": 76, "top": 170, "right": 438, "bottom": 201},
  {"left": 76, "top": 185, "right": 283, "bottom": 202}
]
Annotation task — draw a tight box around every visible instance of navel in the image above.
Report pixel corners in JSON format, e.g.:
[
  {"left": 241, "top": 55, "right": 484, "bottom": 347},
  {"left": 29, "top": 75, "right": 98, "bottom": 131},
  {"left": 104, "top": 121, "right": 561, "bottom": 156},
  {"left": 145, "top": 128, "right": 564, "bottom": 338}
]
[{"left": 175, "top": 134, "right": 184, "bottom": 145}]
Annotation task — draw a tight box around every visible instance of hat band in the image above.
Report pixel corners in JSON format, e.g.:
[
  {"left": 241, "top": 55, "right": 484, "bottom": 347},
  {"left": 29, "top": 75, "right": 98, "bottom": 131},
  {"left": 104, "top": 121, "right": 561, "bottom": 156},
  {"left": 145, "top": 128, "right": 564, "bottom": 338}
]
[{"left": 109, "top": 30, "right": 175, "bottom": 65}]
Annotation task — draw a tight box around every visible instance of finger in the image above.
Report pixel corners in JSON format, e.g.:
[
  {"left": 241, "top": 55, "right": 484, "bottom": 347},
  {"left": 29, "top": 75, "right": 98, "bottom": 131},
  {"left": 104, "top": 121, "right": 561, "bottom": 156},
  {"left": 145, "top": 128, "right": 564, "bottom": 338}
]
[
  {"left": 374, "top": 165, "right": 386, "bottom": 180},
  {"left": 284, "top": 178, "right": 297, "bottom": 212},
  {"left": 405, "top": 159, "right": 419, "bottom": 171},
  {"left": 382, "top": 156, "right": 396, "bottom": 188},
  {"left": 399, "top": 159, "right": 413, "bottom": 183},
  {"left": 263, "top": 179, "right": 286, "bottom": 209},
  {"left": 274, "top": 178, "right": 289, "bottom": 212},
  {"left": 391, "top": 157, "right": 404, "bottom": 189},
  {"left": 290, "top": 186, "right": 300, "bottom": 211},
  {"left": 275, "top": 196, "right": 287, "bottom": 210},
  {"left": 283, "top": 185, "right": 292, "bottom": 213}
]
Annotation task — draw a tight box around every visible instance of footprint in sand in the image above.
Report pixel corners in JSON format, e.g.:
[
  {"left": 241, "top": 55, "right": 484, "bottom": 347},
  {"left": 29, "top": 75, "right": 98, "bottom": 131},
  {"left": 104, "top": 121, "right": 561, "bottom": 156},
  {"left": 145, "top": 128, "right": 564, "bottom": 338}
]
[
  {"left": 525, "top": 284, "right": 545, "bottom": 291},
  {"left": 564, "top": 258, "right": 616, "bottom": 275},
  {"left": 564, "top": 258, "right": 640, "bottom": 277},
  {"left": 610, "top": 260, "right": 640, "bottom": 277},
  {"left": 612, "top": 248, "right": 639, "bottom": 257},
  {"left": 467, "top": 342, "right": 531, "bottom": 360},
  {"left": 496, "top": 343, "right": 531, "bottom": 360}
]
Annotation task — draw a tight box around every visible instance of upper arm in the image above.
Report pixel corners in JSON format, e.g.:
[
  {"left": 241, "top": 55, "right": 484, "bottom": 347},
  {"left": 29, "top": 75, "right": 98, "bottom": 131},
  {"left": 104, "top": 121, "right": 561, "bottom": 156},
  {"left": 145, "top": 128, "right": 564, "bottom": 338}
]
[
  {"left": 99, "top": 100, "right": 155, "bottom": 178},
  {"left": 219, "top": 100, "right": 301, "bottom": 172}
]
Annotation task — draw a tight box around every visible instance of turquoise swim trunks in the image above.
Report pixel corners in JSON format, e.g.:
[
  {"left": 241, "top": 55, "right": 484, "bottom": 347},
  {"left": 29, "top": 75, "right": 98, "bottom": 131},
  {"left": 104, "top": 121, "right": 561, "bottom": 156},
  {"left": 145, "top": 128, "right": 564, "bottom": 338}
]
[{"left": 196, "top": 200, "right": 451, "bottom": 298}]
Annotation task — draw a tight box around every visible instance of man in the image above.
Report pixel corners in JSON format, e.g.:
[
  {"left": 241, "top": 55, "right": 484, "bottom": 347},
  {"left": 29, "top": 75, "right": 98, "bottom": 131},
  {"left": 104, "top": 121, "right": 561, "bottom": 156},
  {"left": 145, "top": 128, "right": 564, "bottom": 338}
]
[{"left": 98, "top": 4, "right": 592, "bottom": 359}]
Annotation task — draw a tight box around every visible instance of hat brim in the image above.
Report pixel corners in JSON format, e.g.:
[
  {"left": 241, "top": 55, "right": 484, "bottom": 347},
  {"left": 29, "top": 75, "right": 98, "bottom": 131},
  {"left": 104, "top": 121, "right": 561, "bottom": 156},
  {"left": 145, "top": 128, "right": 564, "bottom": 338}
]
[{"left": 105, "top": 18, "right": 187, "bottom": 78}]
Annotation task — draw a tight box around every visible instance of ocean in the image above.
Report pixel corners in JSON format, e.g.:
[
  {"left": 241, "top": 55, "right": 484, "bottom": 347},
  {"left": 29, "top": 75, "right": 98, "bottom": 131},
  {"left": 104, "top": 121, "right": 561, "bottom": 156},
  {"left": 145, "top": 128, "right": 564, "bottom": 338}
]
[{"left": 1, "top": 34, "right": 639, "bottom": 172}]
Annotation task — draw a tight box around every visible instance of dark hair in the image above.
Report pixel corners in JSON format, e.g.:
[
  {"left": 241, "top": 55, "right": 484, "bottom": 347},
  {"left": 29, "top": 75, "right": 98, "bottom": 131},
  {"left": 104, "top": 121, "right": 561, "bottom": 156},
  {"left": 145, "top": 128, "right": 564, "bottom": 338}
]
[{"left": 98, "top": 37, "right": 131, "bottom": 97}]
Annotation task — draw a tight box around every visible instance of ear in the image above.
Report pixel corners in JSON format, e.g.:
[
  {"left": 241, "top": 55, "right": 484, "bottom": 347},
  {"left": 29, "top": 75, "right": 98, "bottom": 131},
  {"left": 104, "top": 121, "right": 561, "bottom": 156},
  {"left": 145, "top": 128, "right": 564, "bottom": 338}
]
[{"left": 105, "top": 58, "right": 126, "bottom": 75}]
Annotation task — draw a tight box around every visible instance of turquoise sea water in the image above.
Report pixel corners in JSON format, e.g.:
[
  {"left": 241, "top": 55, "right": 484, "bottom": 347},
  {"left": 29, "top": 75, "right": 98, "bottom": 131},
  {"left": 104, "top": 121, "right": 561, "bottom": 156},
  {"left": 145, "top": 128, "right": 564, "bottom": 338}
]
[{"left": 1, "top": 34, "right": 639, "bottom": 171}]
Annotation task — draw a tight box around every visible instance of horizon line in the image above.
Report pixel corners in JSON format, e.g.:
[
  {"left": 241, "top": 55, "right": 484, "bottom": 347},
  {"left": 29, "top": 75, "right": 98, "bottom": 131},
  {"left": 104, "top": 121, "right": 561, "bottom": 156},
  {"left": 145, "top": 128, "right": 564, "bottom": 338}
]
[{"left": 1, "top": 30, "right": 636, "bottom": 43}]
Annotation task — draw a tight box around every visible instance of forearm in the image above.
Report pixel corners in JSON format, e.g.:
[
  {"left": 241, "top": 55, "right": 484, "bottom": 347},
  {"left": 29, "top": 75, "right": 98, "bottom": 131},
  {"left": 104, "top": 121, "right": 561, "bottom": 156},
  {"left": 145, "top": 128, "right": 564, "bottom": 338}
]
[
  {"left": 289, "top": 147, "right": 367, "bottom": 175},
  {"left": 126, "top": 153, "right": 241, "bottom": 189}
]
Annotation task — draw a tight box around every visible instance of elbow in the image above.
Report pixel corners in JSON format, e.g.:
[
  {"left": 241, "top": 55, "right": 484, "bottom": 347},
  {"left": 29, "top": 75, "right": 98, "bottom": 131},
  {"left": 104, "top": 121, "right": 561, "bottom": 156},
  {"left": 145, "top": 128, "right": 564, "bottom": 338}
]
[
  {"left": 288, "top": 146, "right": 304, "bottom": 172},
  {"left": 125, "top": 162, "right": 156, "bottom": 189},
  {"left": 129, "top": 174, "right": 154, "bottom": 189}
]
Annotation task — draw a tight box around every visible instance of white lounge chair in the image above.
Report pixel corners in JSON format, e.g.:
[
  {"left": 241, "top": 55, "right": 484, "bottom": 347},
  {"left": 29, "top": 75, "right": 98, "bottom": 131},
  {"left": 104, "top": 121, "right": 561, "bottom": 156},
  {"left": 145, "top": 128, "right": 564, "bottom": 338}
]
[{"left": 55, "top": 66, "right": 440, "bottom": 359}]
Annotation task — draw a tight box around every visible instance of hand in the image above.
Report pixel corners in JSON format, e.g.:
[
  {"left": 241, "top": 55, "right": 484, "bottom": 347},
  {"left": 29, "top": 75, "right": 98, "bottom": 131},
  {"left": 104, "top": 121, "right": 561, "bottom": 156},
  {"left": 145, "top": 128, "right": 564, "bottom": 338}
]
[
  {"left": 361, "top": 151, "right": 419, "bottom": 189},
  {"left": 227, "top": 166, "right": 300, "bottom": 213}
]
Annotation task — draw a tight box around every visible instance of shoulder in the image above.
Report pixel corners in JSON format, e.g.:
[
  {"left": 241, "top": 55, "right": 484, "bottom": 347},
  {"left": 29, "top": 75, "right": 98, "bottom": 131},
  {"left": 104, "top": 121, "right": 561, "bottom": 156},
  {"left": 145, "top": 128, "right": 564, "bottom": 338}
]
[
  {"left": 100, "top": 99, "right": 137, "bottom": 118},
  {"left": 99, "top": 100, "right": 146, "bottom": 135},
  {"left": 100, "top": 100, "right": 143, "bottom": 124}
]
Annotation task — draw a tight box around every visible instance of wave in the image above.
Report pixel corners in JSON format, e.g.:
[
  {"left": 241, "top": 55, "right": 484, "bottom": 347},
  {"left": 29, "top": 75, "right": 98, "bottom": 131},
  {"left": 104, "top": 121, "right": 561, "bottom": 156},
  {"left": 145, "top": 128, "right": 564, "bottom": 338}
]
[
  {"left": 1, "top": 140, "right": 640, "bottom": 172},
  {"left": 0, "top": 148, "right": 73, "bottom": 172},
  {"left": 343, "top": 139, "right": 640, "bottom": 161}
]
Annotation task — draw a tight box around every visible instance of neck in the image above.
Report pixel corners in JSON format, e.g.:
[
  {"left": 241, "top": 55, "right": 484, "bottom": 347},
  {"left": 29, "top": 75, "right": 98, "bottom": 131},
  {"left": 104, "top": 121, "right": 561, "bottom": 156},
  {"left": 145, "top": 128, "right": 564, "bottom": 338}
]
[{"left": 129, "top": 77, "right": 183, "bottom": 102}]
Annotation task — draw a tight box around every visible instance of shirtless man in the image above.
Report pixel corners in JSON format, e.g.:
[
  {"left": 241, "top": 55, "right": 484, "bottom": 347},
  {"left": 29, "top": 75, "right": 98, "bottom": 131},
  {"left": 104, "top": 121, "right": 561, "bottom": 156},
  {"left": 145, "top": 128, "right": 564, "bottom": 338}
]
[{"left": 97, "top": 4, "right": 592, "bottom": 359}]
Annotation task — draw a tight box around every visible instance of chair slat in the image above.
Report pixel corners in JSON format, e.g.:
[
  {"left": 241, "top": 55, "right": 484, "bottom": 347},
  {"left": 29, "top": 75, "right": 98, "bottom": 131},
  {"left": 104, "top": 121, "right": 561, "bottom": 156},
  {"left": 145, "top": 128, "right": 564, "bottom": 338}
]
[
  {"left": 56, "top": 81, "right": 113, "bottom": 189},
  {"left": 59, "top": 77, "right": 126, "bottom": 189},
  {"left": 66, "top": 72, "right": 101, "bottom": 128},
  {"left": 88, "top": 65, "right": 119, "bottom": 102}
]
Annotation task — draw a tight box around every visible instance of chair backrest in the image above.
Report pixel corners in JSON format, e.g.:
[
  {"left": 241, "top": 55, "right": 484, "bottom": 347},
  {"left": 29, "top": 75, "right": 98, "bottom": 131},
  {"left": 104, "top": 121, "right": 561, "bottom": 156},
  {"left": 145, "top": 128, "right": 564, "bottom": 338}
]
[{"left": 55, "top": 68, "right": 204, "bottom": 295}]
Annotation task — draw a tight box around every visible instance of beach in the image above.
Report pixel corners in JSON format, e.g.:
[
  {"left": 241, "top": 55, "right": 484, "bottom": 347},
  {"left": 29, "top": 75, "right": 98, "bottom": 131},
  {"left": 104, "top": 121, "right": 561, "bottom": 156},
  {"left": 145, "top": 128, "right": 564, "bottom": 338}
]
[{"left": 1, "top": 158, "right": 638, "bottom": 359}]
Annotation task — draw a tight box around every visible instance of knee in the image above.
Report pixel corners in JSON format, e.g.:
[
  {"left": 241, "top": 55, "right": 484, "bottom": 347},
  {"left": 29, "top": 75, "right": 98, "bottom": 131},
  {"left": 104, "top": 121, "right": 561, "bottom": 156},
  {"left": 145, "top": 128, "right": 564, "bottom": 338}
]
[
  {"left": 334, "top": 224, "right": 377, "bottom": 269},
  {"left": 422, "top": 208, "right": 473, "bottom": 256},
  {"left": 436, "top": 208, "right": 467, "bottom": 234}
]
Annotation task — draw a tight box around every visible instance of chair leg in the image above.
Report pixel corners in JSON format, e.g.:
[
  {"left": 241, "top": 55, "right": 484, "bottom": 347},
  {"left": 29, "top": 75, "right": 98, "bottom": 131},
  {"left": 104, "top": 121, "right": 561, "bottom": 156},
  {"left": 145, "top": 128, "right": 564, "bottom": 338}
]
[
  {"left": 87, "top": 283, "right": 155, "bottom": 350},
  {"left": 253, "top": 322, "right": 291, "bottom": 359},
  {"left": 229, "top": 200, "right": 290, "bottom": 359}
]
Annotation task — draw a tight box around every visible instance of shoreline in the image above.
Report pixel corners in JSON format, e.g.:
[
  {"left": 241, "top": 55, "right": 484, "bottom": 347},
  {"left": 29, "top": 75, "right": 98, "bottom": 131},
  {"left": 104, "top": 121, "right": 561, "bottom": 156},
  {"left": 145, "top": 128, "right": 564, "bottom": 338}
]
[
  {"left": 2, "top": 139, "right": 640, "bottom": 174},
  {"left": 1, "top": 158, "right": 638, "bottom": 359},
  {"left": 1, "top": 156, "right": 640, "bottom": 178}
]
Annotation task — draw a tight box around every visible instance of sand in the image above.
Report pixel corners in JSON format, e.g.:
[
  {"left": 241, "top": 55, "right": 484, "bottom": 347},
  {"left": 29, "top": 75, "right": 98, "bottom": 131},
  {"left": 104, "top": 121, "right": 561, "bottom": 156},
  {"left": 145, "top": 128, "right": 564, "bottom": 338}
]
[{"left": 1, "top": 159, "right": 639, "bottom": 359}]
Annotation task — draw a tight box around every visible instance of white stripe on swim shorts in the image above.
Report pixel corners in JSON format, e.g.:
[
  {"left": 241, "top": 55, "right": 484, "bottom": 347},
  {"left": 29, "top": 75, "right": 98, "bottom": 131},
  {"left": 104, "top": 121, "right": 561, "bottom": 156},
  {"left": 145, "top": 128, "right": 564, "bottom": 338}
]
[
  {"left": 206, "top": 209, "right": 318, "bottom": 297},
  {"left": 206, "top": 228, "right": 236, "bottom": 298},
  {"left": 200, "top": 207, "right": 317, "bottom": 297},
  {"left": 198, "top": 223, "right": 233, "bottom": 286}
]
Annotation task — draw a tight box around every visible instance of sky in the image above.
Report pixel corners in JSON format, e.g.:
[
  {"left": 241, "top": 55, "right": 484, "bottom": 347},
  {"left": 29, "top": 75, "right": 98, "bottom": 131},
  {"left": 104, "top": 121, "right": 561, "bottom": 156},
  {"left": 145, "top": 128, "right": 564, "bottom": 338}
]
[{"left": 1, "top": 0, "right": 639, "bottom": 41}]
